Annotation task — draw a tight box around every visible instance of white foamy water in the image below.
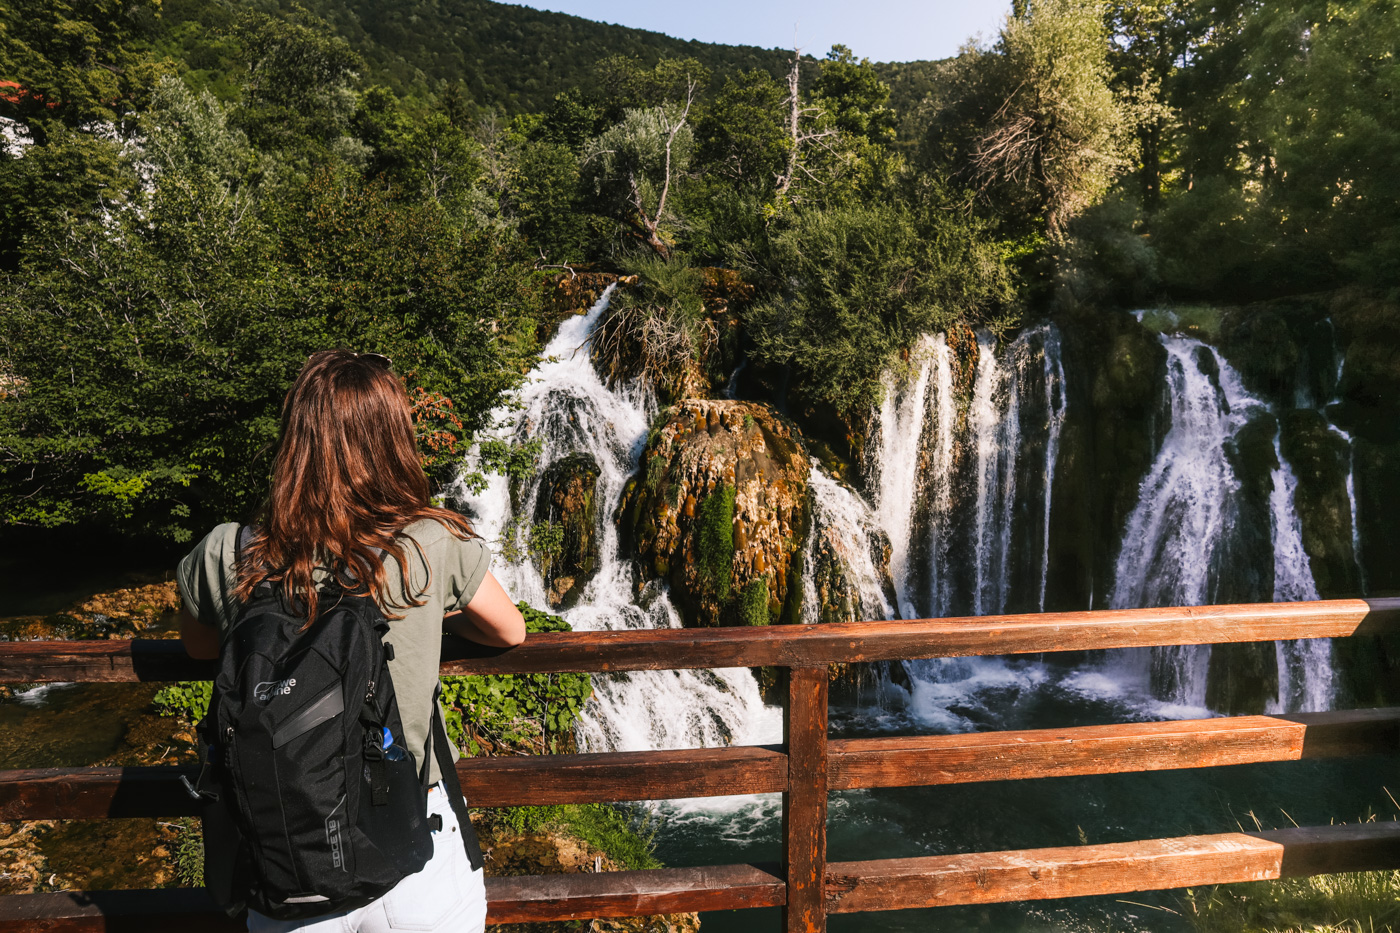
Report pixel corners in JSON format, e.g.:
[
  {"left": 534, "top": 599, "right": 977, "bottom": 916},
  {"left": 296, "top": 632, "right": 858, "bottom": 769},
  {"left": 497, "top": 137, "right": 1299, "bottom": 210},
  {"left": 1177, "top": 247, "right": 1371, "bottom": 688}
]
[
  {"left": 452, "top": 285, "right": 781, "bottom": 763},
  {"left": 802, "top": 459, "right": 895, "bottom": 625}
]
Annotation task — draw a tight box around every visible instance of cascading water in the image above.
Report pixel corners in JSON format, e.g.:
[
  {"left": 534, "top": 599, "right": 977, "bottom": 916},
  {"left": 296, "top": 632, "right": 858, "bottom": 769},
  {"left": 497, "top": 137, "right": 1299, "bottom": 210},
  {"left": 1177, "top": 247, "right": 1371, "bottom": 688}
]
[
  {"left": 1039, "top": 327, "right": 1068, "bottom": 612},
  {"left": 969, "top": 331, "right": 1020, "bottom": 617},
  {"left": 452, "top": 286, "right": 780, "bottom": 757},
  {"left": 870, "top": 336, "right": 937, "bottom": 619},
  {"left": 1110, "top": 338, "right": 1263, "bottom": 614},
  {"left": 1107, "top": 332, "right": 1338, "bottom": 713},
  {"left": 1266, "top": 432, "right": 1333, "bottom": 713},
  {"left": 802, "top": 460, "right": 895, "bottom": 626}
]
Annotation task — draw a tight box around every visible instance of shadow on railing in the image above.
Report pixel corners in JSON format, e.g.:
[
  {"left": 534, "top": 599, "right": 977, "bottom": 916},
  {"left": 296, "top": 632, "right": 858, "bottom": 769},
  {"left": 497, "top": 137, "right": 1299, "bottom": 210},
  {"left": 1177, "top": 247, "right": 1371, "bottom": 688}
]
[{"left": 2, "top": 597, "right": 1400, "bottom": 931}]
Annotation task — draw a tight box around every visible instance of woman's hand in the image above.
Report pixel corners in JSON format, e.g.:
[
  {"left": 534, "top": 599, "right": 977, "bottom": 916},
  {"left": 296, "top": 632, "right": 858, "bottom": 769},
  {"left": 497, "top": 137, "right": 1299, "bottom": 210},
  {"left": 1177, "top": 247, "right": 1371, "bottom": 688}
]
[{"left": 444, "top": 571, "right": 527, "bottom": 647}]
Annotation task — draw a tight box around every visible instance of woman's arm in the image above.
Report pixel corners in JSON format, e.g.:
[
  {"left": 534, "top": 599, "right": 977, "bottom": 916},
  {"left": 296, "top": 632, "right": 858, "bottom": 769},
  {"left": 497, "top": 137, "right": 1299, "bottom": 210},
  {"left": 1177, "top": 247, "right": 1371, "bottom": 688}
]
[
  {"left": 444, "top": 571, "right": 526, "bottom": 647},
  {"left": 180, "top": 607, "right": 220, "bottom": 660}
]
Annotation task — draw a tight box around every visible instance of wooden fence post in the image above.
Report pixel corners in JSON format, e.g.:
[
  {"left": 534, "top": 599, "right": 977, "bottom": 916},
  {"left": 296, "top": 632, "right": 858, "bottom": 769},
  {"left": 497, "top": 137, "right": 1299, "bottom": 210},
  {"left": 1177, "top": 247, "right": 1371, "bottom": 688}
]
[{"left": 783, "top": 665, "right": 829, "bottom": 933}]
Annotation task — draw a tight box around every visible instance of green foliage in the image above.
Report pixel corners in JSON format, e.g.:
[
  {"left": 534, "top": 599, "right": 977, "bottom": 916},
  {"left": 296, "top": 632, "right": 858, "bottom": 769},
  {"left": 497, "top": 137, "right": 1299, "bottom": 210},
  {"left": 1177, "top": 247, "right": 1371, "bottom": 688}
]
[
  {"left": 153, "top": 680, "right": 212, "bottom": 721},
  {"left": 696, "top": 484, "right": 736, "bottom": 597},
  {"left": 813, "top": 46, "right": 898, "bottom": 146},
  {"left": 440, "top": 604, "right": 592, "bottom": 756},
  {"left": 746, "top": 182, "right": 1015, "bottom": 415},
  {"left": 593, "top": 254, "right": 712, "bottom": 395},
  {"left": 173, "top": 816, "right": 205, "bottom": 887},
  {"left": 0, "top": 146, "right": 543, "bottom": 538},
  {"left": 738, "top": 577, "right": 771, "bottom": 626},
  {"left": 490, "top": 802, "right": 660, "bottom": 870}
]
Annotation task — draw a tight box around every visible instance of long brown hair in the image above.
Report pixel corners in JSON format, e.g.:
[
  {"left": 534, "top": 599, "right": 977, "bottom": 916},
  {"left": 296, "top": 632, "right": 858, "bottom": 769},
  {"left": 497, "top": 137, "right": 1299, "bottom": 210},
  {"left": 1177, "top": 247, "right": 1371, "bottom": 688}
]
[{"left": 235, "top": 350, "right": 475, "bottom": 621}]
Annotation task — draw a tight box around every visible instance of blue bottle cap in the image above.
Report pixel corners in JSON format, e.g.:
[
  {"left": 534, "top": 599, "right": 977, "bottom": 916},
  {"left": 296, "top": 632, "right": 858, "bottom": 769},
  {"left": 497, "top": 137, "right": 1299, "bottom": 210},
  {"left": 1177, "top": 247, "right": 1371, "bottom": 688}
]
[{"left": 381, "top": 726, "right": 393, "bottom": 749}]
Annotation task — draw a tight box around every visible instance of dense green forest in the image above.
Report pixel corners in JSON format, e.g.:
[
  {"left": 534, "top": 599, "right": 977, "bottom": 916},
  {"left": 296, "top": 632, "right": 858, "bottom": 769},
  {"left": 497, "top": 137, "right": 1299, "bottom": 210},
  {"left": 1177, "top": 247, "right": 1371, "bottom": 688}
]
[{"left": 2, "top": 0, "right": 1397, "bottom": 544}]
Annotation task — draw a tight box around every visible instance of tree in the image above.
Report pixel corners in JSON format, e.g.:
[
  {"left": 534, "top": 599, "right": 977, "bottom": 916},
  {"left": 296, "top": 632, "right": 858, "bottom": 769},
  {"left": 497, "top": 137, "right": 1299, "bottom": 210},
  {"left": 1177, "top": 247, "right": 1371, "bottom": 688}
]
[
  {"left": 972, "top": 0, "right": 1137, "bottom": 238},
  {"left": 582, "top": 89, "right": 696, "bottom": 259},
  {"left": 746, "top": 180, "right": 1014, "bottom": 416},
  {"left": 811, "top": 45, "right": 897, "bottom": 146}
]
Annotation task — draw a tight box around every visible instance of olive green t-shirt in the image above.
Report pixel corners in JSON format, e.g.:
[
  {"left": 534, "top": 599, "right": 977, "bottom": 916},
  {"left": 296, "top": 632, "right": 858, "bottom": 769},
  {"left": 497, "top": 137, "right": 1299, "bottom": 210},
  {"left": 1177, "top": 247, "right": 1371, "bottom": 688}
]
[{"left": 176, "top": 519, "right": 491, "bottom": 783}]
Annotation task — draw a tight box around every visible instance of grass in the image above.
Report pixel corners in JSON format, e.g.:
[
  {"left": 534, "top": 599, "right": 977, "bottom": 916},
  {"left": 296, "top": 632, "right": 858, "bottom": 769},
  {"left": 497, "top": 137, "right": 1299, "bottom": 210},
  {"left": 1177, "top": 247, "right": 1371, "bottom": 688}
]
[
  {"left": 1184, "top": 803, "right": 1400, "bottom": 933},
  {"left": 1184, "top": 869, "right": 1400, "bottom": 933}
]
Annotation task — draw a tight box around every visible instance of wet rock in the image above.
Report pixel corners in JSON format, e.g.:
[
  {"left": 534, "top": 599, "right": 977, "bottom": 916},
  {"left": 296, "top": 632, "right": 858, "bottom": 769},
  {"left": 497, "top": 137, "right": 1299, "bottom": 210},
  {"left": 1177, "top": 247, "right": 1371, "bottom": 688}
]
[
  {"left": 533, "top": 453, "right": 602, "bottom": 609},
  {"left": 1205, "top": 642, "right": 1279, "bottom": 715},
  {"left": 1278, "top": 410, "right": 1359, "bottom": 597},
  {"left": 621, "top": 400, "right": 809, "bottom": 628},
  {"left": 1045, "top": 306, "right": 1168, "bottom": 609},
  {"left": 0, "top": 581, "right": 182, "bottom": 642}
]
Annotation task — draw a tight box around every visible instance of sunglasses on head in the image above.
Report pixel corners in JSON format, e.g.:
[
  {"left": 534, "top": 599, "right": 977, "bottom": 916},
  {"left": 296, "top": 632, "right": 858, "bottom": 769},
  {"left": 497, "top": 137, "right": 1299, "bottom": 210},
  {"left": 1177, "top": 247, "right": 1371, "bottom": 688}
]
[{"left": 352, "top": 352, "right": 393, "bottom": 369}]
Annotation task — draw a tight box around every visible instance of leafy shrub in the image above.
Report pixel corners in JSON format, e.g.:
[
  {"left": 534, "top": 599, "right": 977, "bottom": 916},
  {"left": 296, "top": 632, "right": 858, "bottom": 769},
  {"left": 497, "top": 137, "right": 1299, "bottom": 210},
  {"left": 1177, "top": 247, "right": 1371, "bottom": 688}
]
[
  {"left": 153, "top": 680, "right": 212, "bottom": 721},
  {"left": 440, "top": 604, "right": 592, "bottom": 756}
]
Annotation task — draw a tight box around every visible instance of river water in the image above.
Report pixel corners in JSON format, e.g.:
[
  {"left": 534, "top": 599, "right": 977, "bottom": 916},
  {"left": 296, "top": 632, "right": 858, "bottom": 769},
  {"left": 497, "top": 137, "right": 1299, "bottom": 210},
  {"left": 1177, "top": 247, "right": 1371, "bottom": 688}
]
[{"left": 446, "top": 290, "right": 1392, "bottom": 932}]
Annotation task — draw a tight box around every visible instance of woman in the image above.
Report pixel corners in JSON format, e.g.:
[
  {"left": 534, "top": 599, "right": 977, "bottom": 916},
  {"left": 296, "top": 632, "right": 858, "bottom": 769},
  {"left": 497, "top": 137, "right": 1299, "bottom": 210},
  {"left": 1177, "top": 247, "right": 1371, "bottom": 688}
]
[{"left": 177, "top": 350, "right": 525, "bottom": 933}]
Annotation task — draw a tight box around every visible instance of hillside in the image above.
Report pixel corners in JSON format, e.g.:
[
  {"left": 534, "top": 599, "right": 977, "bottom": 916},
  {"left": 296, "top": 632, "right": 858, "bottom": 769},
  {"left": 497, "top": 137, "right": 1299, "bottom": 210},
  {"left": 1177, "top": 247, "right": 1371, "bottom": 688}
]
[{"left": 160, "top": 0, "right": 948, "bottom": 119}]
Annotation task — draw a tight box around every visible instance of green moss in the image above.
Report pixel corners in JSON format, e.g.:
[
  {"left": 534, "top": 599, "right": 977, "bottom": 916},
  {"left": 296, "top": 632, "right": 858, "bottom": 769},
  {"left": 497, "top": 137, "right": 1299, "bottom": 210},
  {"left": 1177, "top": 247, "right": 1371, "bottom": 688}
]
[
  {"left": 738, "top": 576, "right": 771, "bottom": 626},
  {"left": 696, "top": 483, "right": 736, "bottom": 597}
]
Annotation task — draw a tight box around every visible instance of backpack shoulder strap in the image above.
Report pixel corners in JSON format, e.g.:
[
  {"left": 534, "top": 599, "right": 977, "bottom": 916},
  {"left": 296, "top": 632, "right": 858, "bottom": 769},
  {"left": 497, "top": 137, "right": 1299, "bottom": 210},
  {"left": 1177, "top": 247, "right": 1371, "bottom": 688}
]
[{"left": 428, "top": 687, "right": 485, "bottom": 871}]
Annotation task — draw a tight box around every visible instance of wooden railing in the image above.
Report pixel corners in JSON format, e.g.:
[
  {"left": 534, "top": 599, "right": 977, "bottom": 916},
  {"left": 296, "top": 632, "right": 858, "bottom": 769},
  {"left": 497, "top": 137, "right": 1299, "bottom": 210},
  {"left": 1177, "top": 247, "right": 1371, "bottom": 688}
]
[{"left": 2, "top": 597, "right": 1400, "bottom": 931}]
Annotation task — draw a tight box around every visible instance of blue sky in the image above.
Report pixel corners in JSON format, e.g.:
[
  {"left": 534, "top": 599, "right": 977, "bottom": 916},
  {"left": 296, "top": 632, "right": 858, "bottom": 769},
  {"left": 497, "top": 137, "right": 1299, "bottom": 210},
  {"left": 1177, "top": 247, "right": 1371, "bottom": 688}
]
[{"left": 511, "top": 0, "right": 1012, "bottom": 63}]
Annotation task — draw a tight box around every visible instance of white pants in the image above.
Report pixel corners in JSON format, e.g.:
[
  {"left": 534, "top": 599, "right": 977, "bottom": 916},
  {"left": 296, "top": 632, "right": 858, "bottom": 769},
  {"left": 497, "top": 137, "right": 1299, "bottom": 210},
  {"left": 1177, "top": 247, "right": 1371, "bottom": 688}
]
[{"left": 248, "top": 784, "right": 487, "bottom": 933}]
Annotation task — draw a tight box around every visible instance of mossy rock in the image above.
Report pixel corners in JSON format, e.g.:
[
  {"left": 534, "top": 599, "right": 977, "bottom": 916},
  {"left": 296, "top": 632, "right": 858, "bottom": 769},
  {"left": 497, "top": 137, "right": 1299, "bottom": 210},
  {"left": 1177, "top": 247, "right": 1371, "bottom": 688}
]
[
  {"left": 1205, "top": 642, "right": 1279, "bottom": 715},
  {"left": 533, "top": 453, "right": 602, "bottom": 609},
  {"left": 620, "top": 400, "right": 809, "bottom": 628},
  {"left": 1278, "top": 410, "right": 1359, "bottom": 597}
]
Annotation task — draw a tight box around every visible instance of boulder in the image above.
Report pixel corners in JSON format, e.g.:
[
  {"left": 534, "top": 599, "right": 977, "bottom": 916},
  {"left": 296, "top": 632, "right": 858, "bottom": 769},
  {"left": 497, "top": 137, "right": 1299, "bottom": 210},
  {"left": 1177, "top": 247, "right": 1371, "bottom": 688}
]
[
  {"left": 622, "top": 400, "right": 809, "bottom": 628},
  {"left": 533, "top": 453, "right": 602, "bottom": 609}
]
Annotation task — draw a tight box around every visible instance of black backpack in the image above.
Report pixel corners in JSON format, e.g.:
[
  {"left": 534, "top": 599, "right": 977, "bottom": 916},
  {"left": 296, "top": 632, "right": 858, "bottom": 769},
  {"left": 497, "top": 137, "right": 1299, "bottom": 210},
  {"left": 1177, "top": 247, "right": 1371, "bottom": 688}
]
[{"left": 187, "top": 527, "right": 483, "bottom": 920}]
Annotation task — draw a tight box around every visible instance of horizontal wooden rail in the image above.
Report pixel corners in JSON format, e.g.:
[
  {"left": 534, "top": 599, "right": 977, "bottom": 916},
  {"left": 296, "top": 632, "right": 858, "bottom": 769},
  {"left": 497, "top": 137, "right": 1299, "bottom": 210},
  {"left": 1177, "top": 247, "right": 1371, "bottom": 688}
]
[
  {"left": 3, "top": 598, "right": 1397, "bottom": 682},
  {"left": 3, "top": 822, "right": 1395, "bottom": 930},
  {"left": 4, "top": 709, "right": 1396, "bottom": 820},
  {"left": 825, "top": 822, "right": 1400, "bottom": 913},
  {"left": 827, "top": 707, "right": 1400, "bottom": 789}
]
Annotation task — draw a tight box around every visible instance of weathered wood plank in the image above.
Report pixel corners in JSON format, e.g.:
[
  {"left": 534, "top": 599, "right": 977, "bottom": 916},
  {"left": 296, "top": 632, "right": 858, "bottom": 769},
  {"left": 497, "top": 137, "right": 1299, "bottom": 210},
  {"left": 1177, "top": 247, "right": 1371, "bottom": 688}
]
[
  {"left": 5, "top": 709, "right": 1395, "bottom": 820},
  {"left": 5, "top": 824, "right": 1395, "bottom": 928},
  {"left": 485, "top": 864, "right": 785, "bottom": 922},
  {"left": 461, "top": 746, "right": 787, "bottom": 806},
  {"left": 0, "top": 747, "right": 788, "bottom": 820},
  {"left": 784, "top": 666, "right": 829, "bottom": 933},
  {"left": 0, "top": 889, "right": 242, "bottom": 932},
  {"left": 824, "top": 821, "right": 1400, "bottom": 913},
  {"left": 0, "top": 866, "right": 786, "bottom": 930},
  {"left": 4, "top": 598, "right": 1397, "bottom": 682},
  {"left": 828, "top": 708, "right": 1400, "bottom": 789}
]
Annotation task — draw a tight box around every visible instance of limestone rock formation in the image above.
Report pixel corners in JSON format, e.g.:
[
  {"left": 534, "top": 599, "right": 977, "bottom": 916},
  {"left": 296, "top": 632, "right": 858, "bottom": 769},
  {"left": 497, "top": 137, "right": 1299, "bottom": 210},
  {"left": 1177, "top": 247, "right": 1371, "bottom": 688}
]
[
  {"left": 622, "top": 400, "right": 808, "bottom": 628},
  {"left": 533, "top": 453, "right": 602, "bottom": 609}
]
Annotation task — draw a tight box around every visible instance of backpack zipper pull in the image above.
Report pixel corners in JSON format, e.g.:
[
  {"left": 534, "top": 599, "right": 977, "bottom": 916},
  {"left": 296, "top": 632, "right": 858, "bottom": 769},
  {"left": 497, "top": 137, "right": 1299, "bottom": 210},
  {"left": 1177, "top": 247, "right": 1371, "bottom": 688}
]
[{"left": 364, "top": 680, "right": 376, "bottom": 703}]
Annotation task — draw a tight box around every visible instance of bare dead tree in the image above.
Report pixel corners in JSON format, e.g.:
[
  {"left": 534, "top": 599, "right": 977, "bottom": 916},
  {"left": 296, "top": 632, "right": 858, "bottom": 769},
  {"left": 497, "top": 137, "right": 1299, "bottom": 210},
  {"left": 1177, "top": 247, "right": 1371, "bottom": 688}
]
[{"left": 774, "top": 49, "right": 838, "bottom": 202}]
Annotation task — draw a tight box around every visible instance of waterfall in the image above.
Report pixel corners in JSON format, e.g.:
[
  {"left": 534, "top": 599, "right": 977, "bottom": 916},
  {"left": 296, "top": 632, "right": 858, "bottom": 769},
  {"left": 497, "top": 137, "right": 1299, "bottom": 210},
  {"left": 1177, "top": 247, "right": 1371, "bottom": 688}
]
[
  {"left": 1266, "top": 432, "right": 1333, "bottom": 713},
  {"left": 925, "top": 337, "right": 958, "bottom": 620},
  {"left": 452, "top": 285, "right": 781, "bottom": 756},
  {"left": 1109, "top": 337, "right": 1264, "bottom": 707},
  {"left": 969, "top": 332, "right": 1019, "bottom": 617},
  {"left": 1110, "top": 338, "right": 1265, "bottom": 611},
  {"left": 803, "top": 460, "right": 895, "bottom": 625},
  {"left": 1039, "top": 327, "right": 1068, "bottom": 611},
  {"left": 871, "top": 338, "right": 936, "bottom": 619}
]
